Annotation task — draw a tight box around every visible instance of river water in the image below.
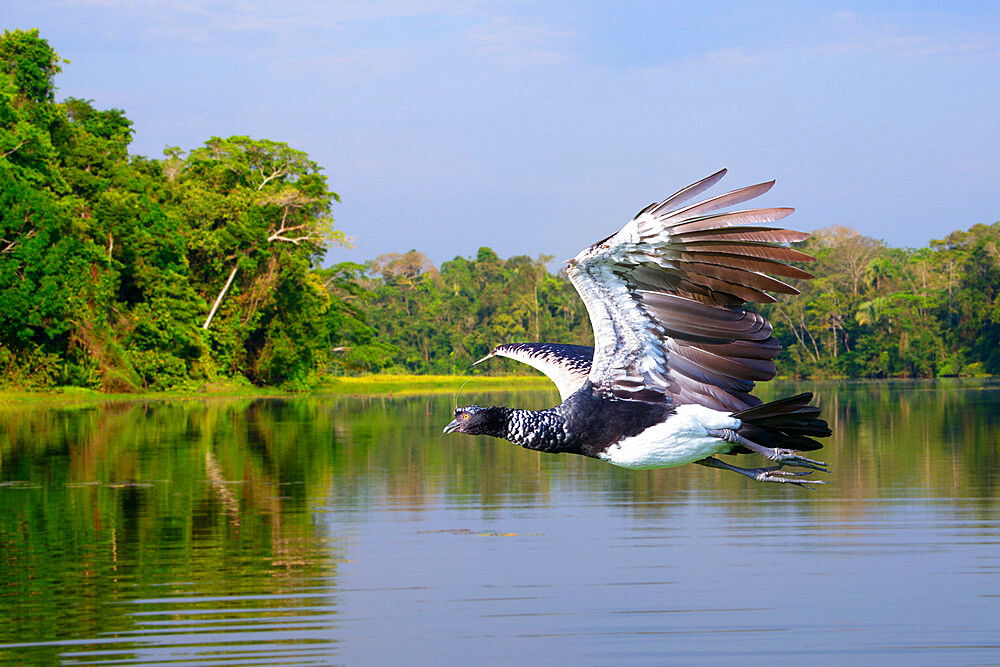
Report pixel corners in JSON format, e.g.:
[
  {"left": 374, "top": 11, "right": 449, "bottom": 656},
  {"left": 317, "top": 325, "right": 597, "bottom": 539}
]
[{"left": 1, "top": 380, "right": 999, "bottom": 664}]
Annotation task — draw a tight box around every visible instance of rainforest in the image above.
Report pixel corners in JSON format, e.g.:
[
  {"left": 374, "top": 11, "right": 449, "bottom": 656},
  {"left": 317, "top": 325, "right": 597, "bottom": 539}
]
[{"left": 3, "top": 29, "right": 1000, "bottom": 392}]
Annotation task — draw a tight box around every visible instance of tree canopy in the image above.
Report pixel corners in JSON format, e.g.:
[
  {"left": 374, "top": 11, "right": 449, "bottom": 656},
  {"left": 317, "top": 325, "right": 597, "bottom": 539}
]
[
  {"left": 0, "top": 29, "right": 380, "bottom": 390},
  {"left": 350, "top": 225, "right": 1000, "bottom": 380}
]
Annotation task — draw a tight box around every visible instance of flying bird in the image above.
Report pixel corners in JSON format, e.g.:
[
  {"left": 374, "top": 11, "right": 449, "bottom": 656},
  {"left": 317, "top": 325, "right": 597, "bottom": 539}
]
[{"left": 443, "top": 170, "right": 831, "bottom": 486}]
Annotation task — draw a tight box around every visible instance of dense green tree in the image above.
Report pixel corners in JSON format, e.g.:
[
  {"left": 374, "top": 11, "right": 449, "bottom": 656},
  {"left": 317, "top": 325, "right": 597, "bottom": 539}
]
[
  {"left": 0, "top": 28, "right": 62, "bottom": 104},
  {"left": 0, "top": 31, "right": 352, "bottom": 391},
  {"left": 169, "top": 136, "right": 347, "bottom": 386},
  {"left": 758, "top": 222, "right": 1000, "bottom": 379},
  {"left": 358, "top": 222, "right": 1000, "bottom": 380},
  {"left": 358, "top": 249, "right": 592, "bottom": 374},
  {"left": 316, "top": 262, "right": 397, "bottom": 372},
  {"left": 0, "top": 29, "right": 106, "bottom": 387}
]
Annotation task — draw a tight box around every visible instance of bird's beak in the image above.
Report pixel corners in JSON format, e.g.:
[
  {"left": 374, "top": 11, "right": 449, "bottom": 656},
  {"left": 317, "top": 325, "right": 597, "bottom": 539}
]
[{"left": 443, "top": 419, "right": 462, "bottom": 434}]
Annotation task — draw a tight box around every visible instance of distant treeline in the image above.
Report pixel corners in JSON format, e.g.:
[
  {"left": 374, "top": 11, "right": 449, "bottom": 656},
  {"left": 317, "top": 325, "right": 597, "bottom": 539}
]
[
  {"left": 353, "top": 221, "right": 1000, "bottom": 380},
  {"left": 3, "top": 29, "right": 1000, "bottom": 392},
  {"left": 758, "top": 225, "right": 1000, "bottom": 378}
]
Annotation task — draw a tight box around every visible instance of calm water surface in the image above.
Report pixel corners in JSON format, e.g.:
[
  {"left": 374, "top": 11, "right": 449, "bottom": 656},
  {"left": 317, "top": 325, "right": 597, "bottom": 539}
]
[{"left": 1, "top": 380, "right": 999, "bottom": 665}]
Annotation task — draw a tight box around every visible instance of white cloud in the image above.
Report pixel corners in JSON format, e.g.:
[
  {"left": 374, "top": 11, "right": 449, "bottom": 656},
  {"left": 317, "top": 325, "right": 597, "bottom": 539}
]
[
  {"left": 817, "top": 34, "right": 996, "bottom": 59},
  {"left": 704, "top": 47, "right": 762, "bottom": 68},
  {"left": 52, "top": 0, "right": 475, "bottom": 30},
  {"left": 466, "top": 16, "right": 575, "bottom": 66},
  {"left": 283, "top": 47, "right": 411, "bottom": 82},
  {"left": 816, "top": 10, "right": 998, "bottom": 60}
]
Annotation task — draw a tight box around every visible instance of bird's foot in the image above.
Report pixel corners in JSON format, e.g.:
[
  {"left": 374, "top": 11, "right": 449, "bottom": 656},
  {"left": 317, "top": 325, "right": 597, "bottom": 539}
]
[
  {"left": 761, "top": 448, "right": 828, "bottom": 472},
  {"left": 710, "top": 430, "right": 828, "bottom": 473},
  {"left": 695, "top": 457, "right": 827, "bottom": 489},
  {"left": 753, "top": 465, "right": 827, "bottom": 489}
]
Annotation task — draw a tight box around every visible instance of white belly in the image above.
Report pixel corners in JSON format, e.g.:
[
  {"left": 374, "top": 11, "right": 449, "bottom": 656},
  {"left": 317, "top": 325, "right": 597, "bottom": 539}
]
[{"left": 597, "top": 404, "right": 741, "bottom": 469}]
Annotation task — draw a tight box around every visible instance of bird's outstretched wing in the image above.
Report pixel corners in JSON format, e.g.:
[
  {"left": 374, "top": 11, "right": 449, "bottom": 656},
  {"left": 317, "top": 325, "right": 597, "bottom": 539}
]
[
  {"left": 474, "top": 343, "right": 593, "bottom": 401},
  {"left": 567, "top": 169, "right": 814, "bottom": 411}
]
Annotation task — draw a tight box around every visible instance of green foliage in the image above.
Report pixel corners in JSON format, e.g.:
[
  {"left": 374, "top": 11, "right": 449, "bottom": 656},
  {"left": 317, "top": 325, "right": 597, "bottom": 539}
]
[
  {"left": 3, "top": 29, "right": 1000, "bottom": 389},
  {"left": 761, "top": 223, "right": 1000, "bottom": 378},
  {"left": 0, "top": 28, "right": 62, "bottom": 104},
  {"left": 358, "top": 224, "right": 1000, "bottom": 380},
  {"left": 358, "top": 249, "right": 592, "bottom": 374},
  {"left": 0, "top": 31, "right": 350, "bottom": 391}
]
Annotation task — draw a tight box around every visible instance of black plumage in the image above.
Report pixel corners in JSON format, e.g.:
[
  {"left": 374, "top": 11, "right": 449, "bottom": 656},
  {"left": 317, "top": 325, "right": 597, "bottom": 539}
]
[{"left": 444, "top": 381, "right": 672, "bottom": 457}]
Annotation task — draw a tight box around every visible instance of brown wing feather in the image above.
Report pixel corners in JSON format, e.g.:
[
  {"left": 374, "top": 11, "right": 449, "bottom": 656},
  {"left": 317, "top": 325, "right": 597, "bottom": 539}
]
[
  {"left": 648, "top": 169, "right": 729, "bottom": 216},
  {"left": 567, "top": 171, "right": 816, "bottom": 408},
  {"left": 662, "top": 207, "right": 795, "bottom": 234},
  {"left": 658, "top": 181, "right": 776, "bottom": 222},
  {"left": 675, "top": 251, "right": 814, "bottom": 280},
  {"left": 678, "top": 241, "right": 816, "bottom": 263},
  {"left": 668, "top": 341, "right": 777, "bottom": 380},
  {"left": 678, "top": 261, "right": 799, "bottom": 295},
  {"left": 673, "top": 227, "right": 811, "bottom": 243}
]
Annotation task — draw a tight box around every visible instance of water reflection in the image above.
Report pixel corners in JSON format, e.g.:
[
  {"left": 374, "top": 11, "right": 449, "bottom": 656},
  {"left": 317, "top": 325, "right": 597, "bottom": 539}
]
[
  {"left": 0, "top": 398, "right": 344, "bottom": 664},
  {"left": 0, "top": 380, "right": 998, "bottom": 664}
]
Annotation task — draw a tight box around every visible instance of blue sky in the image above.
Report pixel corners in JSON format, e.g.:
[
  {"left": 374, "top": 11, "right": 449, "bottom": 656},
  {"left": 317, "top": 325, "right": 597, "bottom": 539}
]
[{"left": 4, "top": 1, "right": 1000, "bottom": 265}]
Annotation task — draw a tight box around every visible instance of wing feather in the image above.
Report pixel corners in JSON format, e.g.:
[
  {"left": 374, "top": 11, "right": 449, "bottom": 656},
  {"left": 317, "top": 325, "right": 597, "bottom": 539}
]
[
  {"left": 662, "top": 208, "right": 795, "bottom": 235},
  {"left": 648, "top": 168, "right": 729, "bottom": 216},
  {"left": 674, "top": 251, "right": 814, "bottom": 280},
  {"left": 567, "top": 171, "right": 814, "bottom": 409},
  {"left": 676, "top": 241, "right": 816, "bottom": 263},
  {"left": 673, "top": 227, "right": 810, "bottom": 243},
  {"left": 676, "top": 261, "right": 799, "bottom": 295},
  {"left": 657, "top": 181, "right": 775, "bottom": 222}
]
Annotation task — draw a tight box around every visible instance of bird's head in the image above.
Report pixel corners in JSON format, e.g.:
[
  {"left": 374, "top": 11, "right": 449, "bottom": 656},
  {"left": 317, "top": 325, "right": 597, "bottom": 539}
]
[{"left": 442, "top": 405, "right": 503, "bottom": 436}]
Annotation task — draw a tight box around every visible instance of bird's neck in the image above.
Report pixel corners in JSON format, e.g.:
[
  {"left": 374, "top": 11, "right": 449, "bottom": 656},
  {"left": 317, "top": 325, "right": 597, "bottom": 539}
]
[{"left": 497, "top": 407, "right": 572, "bottom": 453}]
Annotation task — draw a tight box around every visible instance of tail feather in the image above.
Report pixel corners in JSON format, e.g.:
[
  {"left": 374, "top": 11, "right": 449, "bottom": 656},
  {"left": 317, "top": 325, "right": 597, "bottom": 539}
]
[{"left": 732, "top": 392, "right": 831, "bottom": 452}]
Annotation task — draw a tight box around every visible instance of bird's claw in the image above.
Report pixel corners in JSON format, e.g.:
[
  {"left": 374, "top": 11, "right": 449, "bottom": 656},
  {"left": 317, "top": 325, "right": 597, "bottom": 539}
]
[
  {"left": 754, "top": 467, "right": 828, "bottom": 489},
  {"left": 769, "top": 448, "right": 829, "bottom": 472},
  {"left": 707, "top": 431, "right": 830, "bottom": 474}
]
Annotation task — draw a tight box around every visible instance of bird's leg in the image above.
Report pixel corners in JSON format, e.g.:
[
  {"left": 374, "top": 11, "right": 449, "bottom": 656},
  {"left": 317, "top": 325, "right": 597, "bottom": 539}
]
[
  {"left": 695, "top": 457, "right": 826, "bottom": 488},
  {"left": 709, "top": 428, "right": 829, "bottom": 473}
]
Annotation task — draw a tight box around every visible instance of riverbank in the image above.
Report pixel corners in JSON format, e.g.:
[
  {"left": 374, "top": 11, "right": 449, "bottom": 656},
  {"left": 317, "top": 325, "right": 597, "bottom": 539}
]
[
  {"left": 0, "top": 375, "right": 557, "bottom": 406},
  {"left": 316, "top": 374, "right": 554, "bottom": 395}
]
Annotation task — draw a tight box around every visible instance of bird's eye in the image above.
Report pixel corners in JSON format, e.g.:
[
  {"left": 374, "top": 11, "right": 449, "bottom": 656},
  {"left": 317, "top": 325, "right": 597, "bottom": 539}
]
[{"left": 460, "top": 413, "right": 470, "bottom": 420}]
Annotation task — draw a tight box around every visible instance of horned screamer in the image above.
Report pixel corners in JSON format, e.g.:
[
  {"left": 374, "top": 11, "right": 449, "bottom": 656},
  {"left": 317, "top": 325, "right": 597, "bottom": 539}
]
[{"left": 443, "top": 170, "right": 831, "bottom": 487}]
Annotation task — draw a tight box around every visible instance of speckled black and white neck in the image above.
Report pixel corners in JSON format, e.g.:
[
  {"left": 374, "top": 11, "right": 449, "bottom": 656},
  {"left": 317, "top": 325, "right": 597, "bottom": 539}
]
[
  {"left": 500, "top": 407, "right": 572, "bottom": 452},
  {"left": 470, "top": 382, "right": 677, "bottom": 460}
]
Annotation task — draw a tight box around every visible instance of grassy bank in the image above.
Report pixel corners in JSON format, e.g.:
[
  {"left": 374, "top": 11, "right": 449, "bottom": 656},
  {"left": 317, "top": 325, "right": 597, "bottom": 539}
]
[
  {"left": 315, "top": 374, "right": 555, "bottom": 396},
  {"left": 0, "top": 382, "right": 293, "bottom": 407},
  {"left": 0, "top": 375, "right": 556, "bottom": 406}
]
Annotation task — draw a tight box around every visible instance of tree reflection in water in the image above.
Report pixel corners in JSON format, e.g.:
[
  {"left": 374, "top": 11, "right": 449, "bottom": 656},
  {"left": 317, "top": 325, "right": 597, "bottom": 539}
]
[{"left": 0, "top": 379, "right": 998, "bottom": 663}]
